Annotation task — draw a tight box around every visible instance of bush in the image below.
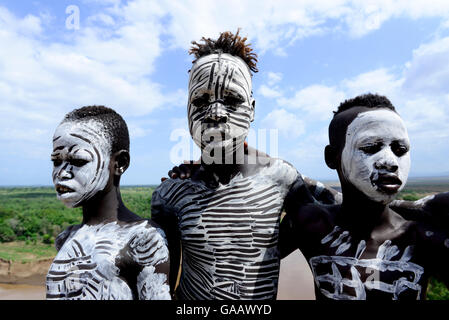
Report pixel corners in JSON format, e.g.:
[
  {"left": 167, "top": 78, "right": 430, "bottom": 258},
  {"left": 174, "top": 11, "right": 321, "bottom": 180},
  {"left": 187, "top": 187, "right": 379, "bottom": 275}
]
[
  {"left": 42, "top": 233, "right": 53, "bottom": 244},
  {"left": 0, "top": 223, "right": 16, "bottom": 242}
]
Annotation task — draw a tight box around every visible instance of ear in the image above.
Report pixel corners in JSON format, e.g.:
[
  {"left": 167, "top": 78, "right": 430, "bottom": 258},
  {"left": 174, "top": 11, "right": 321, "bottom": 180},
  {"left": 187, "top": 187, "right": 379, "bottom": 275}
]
[
  {"left": 249, "top": 98, "right": 255, "bottom": 122},
  {"left": 112, "top": 150, "right": 130, "bottom": 176},
  {"left": 324, "top": 145, "right": 338, "bottom": 170}
]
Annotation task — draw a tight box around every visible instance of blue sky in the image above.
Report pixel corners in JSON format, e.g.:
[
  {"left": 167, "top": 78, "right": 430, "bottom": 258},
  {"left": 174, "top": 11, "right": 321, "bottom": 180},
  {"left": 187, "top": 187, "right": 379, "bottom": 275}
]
[{"left": 1, "top": 0, "right": 449, "bottom": 186}]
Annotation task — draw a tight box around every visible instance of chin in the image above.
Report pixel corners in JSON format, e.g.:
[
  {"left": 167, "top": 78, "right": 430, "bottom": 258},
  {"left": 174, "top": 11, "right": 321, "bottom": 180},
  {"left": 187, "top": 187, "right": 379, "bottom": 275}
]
[
  {"left": 366, "top": 191, "right": 398, "bottom": 205},
  {"left": 57, "top": 194, "right": 82, "bottom": 208}
]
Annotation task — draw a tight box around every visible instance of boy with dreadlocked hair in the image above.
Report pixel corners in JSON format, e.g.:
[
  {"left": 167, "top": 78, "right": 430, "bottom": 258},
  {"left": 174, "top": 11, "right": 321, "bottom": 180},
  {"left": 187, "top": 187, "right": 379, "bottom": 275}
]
[{"left": 151, "top": 30, "right": 340, "bottom": 300}]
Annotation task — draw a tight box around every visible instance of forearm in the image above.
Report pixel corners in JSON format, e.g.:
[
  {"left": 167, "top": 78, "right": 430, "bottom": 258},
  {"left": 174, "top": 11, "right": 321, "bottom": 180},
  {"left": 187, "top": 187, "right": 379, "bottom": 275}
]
[{"left": 392, "top": 192, "right": 449, "bottom": 226}]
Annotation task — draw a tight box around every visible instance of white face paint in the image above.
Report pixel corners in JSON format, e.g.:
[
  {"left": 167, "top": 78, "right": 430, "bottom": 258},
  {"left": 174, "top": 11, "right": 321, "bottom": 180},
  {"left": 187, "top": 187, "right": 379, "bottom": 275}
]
[
  {"left": 51, "top": 120, "right": 111, "bottom": 208},
  {"left": 341, "top": 109, "right": 410, "bottom": 204},
  {"left": 188, "top": 53, "right": 254, "bottom": 157}
]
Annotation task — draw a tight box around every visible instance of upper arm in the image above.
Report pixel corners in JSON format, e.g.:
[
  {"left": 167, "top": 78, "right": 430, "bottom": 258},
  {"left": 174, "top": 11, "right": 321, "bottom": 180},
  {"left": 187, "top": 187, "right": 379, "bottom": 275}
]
[
  {"left": 280, "top": 202, "right": 330, "bottom": 258},
  {"left": 130, "top": 227, "right": 171, "bottom": 300}
]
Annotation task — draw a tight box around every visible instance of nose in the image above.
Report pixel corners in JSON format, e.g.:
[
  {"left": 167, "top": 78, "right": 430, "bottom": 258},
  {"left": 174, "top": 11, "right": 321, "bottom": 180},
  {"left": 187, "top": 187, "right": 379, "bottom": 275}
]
[
  {"left": 206, "top": 101, "right": 228, "bottom": 123},
  {"left": 57, "top": 163, "right": 73, "bottom": 180},
  {"left": 374, "top": 149, "right": 399, "bottom": 173}
]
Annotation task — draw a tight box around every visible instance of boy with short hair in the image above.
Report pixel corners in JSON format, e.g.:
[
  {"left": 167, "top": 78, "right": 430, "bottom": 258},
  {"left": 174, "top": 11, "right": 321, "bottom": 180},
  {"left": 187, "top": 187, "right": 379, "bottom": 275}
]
[
  {"left": 280, "top": 94, "right": 449, "bottom": 300},
  {"left": 46, "top": 106, "right": 170, "bottom": 300}
]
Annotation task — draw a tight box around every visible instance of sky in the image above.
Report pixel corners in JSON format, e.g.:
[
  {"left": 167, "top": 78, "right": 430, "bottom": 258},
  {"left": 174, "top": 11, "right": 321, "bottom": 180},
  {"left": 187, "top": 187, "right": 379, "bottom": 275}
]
[{"left": 1, "top": 0, "right": 449, "bottom": 186}]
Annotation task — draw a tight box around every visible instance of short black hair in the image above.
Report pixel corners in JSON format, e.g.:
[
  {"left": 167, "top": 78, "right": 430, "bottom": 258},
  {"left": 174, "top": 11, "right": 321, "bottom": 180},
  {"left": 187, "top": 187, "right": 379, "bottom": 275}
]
[
  {"left": 334, "top": 93, "right": 396, "bottom": 116},
  {"left": 329, "top": 93, "right": 398, "bottom": 150},
  {"left": 62, "top": 105, "right": 129, "bottom": 154},
  {"left": 189, "top": 29, "right": 258, "bottom": 74}
]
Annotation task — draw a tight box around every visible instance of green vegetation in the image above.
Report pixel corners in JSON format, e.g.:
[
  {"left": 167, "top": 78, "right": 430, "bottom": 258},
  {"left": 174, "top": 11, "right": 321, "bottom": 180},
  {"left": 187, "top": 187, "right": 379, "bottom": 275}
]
[
  {"left": 0, "top": 186, "right": 154, "bottom": 244},
  {"left": 0, "top": 183, "right": 448, "bottom": 299},
  {"left": 0, "top": 241, "right": 56, "bottom": 263}
]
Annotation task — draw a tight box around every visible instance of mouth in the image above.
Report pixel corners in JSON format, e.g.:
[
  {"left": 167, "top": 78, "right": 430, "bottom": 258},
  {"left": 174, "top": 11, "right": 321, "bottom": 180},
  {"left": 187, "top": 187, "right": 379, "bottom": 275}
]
[
  {"left": 373, "top": 174, "right": 402, "bottom": 194},
  {"left": 56, "top": 184, "right": 75, "bottom": 195}
]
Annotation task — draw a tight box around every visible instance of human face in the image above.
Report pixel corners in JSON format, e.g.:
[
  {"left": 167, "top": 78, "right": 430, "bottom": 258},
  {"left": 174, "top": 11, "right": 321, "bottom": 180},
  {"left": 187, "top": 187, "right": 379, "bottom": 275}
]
[
  {"left": 341, "top": 109, "right": 410, "bottom": 204},
  {"left": 188, "top": 53, "right": 254, "bottom": 156},
  {"left": 51, "top": 120, "right": 111, "bottom": 208}
]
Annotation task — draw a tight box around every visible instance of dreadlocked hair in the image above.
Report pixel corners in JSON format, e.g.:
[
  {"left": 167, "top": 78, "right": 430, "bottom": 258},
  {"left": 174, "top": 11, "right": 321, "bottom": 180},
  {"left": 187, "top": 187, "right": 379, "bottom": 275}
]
[{"left": 189, "top": 29, "right": 258, "bottom": 73}]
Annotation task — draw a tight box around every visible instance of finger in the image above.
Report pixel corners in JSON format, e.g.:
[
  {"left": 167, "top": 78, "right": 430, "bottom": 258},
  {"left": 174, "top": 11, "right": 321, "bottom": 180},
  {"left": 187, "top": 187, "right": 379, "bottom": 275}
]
[
  {"left": 161, "top": 177, "right": 167, "bottom": 182},
  {"left": 179, "top": 164, "right": 190, "bottom": 179},
  {"left": 168, "top": 170, "right": 178, "bottom": 179}
]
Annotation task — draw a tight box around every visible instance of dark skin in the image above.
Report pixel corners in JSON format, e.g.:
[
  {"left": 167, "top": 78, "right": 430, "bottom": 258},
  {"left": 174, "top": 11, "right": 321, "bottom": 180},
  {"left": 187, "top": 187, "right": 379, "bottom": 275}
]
[
  {"left": 57, "top": 149, "right": 170, "bottom": 298},
  {"left": 279, "top": 109, "right": 449, "bottom": 300}
]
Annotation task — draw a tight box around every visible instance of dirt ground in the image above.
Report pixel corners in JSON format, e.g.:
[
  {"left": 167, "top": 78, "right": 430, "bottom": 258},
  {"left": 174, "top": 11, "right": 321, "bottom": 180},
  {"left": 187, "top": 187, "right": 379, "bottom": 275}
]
[
  {"left": 277, "top": 249, "right": 315, "bottom": 300},
  {"left": 0, "top": 283, "right": 46, "bottom": 300}
]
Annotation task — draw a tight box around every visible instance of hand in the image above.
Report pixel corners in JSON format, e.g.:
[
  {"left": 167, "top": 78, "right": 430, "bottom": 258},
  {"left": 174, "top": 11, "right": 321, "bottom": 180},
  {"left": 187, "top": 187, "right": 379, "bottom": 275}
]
[{"left": 167, "top": 160, "right": 200, "bottom": 180}]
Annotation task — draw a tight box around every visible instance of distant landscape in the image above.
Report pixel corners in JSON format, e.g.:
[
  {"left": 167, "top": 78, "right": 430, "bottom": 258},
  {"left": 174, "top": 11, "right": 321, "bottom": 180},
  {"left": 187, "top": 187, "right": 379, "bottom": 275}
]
[{"left": 0, "top": 178, "right": 448, "bottom": 300}]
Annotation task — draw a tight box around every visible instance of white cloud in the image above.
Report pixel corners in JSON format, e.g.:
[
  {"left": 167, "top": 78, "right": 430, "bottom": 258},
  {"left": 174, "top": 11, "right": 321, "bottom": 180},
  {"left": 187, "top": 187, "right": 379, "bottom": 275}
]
[
  {"left": 277, "top": 85, "right": 346, "bottom": 121},
  {"left": 258, "top": 85, "right": 283, "bottom": 99},
  {"left": 342, "top": 68, "right": 403, "bottom": 98},
  {"left": 261, "top": 109, "right": 306, "bottom": 138},
  {"left": 403, "top": 36, "right": 449, "bottom": 95},
  {"left": 267, "top": 72, "right": 283, "bottom": 86},
  {"left": 0, "top": 3, "right": 184, "bottom": 150}
]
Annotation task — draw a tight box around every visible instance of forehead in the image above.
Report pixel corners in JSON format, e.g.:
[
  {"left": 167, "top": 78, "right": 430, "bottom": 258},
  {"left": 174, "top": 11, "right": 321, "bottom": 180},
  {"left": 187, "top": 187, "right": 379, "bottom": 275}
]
[
  {"left": 53, "top": 120, "right": 110, "bottom": 149},
  {"left": 346, "top": 109, "right": 408, "bottom": 142},
  {"left": 189, "top": 53, "right": 252, "bottom": 89}
]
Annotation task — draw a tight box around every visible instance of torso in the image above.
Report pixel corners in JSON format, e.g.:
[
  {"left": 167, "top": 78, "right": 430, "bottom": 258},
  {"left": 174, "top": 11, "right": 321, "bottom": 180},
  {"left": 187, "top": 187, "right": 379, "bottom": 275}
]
[
  {"left": 46, "top": 220, "right": 165, "bottom": 300},
  {"left": 297, "top": 206, "right": 431, "bottom": 300},
  {"left": 155, "top": 159, "right": 297, "bottom": 300}
]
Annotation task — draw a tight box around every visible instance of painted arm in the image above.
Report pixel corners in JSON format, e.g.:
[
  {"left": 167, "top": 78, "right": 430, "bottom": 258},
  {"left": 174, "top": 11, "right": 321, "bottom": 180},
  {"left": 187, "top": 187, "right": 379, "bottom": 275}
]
[
  {"left": 392, "top": 192, "right": 449, "bottom": 227},
  {"left": 151, "top": 188, "right": 182, "bottom": 295},
  {"left": 280, "top": 175, "right": 336, "bottom": 258},
  {"left": 301, "top": 175, "right": 342, "bottom": 205},
  {"left": 129, "top": 225, "right": 171, "bottom": 300},
  {"left": 136, "top": 262, "right": 171, "bottom": 300}
]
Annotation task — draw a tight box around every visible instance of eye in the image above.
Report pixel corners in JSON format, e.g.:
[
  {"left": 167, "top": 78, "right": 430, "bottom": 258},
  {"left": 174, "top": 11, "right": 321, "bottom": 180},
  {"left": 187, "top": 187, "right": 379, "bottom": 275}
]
[
  {"left": 224, "top": 96, "right": 244, "bottom": 106},
  {"left": 391, "top": 141, "right": 409, "bottom": 157},
  {"left": 69, "top": 158, "right": 89, "bottom": 167},
  {"left": 52, "top": 159, "right": 62, "bottom": 167},
  {"left": 192, "top": 94, "right": 210, "bottom": 108},
  {"left": 359, "top": 143, "right": 382, "bottom": 155}
]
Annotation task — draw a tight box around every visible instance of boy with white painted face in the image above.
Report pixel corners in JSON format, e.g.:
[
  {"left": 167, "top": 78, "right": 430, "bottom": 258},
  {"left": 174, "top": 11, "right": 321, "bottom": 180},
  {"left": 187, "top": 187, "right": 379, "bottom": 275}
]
[
  {"left": 280, "top": 94, "right": 449, "bottom": 300},
  {"left": 152, "top": 31, "right": 340, "bottom": 300},
  {"left": 47, "top": 106, "right": 170, "bottom": 300}
]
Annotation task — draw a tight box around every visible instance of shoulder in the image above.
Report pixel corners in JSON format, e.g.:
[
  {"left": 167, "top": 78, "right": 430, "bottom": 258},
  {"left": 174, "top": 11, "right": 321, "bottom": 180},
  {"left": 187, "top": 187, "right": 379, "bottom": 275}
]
[
  {"left": 153, "top": 177, "right": 203, "bottom": 202},
  {"left": 55, "top": 224, "right": 81, "bottom": 251},
  {"left": 257, "top": 158, "right": 299, "bottom": 188},
  {"left": 128, "top": 220, "right": 169, "bottom": 266}
]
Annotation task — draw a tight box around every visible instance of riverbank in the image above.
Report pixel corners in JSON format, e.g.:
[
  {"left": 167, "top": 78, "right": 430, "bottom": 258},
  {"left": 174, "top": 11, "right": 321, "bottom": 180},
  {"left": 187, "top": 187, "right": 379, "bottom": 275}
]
[{"left": 0, "top": 256, "right": 50, "bottom": 300}]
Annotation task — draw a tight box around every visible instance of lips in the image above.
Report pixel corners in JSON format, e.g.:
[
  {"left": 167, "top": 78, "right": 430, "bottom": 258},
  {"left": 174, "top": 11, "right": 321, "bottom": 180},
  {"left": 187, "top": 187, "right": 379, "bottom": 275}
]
[
  {"left": 373, "top": 174, "right": 402, "bottom": 194},
  {"left": 56, "top": 184, "right": 75, "bottom": 195}
]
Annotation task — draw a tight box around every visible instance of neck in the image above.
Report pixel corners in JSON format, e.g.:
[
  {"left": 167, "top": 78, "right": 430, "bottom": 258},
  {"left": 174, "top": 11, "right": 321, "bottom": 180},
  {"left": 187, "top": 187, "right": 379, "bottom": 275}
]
[
  {"left": 338, "top": 182, "right": 390, "bottom": 237},
  {"left": 200, "top": 142, "right": 246, "bottom": 182},
  {"left": 82, "top": 186, "right": 124, "bottom": 225}
]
